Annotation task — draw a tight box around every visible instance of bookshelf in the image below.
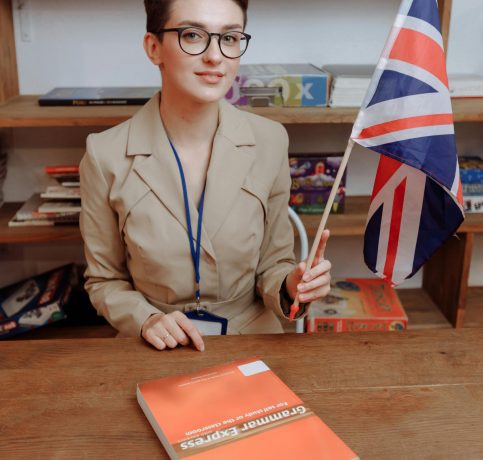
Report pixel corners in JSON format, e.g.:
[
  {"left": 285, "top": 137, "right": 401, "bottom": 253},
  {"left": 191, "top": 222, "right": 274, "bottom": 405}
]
[
  {"left": 1, "top": 95, "right": 483, "bottom": 128},
  {"left": 0, "top": 0, "right": 482, "bottom": 331}
]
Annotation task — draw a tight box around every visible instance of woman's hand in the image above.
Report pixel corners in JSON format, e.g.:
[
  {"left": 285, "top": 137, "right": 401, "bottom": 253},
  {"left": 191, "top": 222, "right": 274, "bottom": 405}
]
[
  {"left": 141, "top": 311, "right": 205, "bottom": 352},
  {"left": 285, "top": 229, "right": 331, "bottom": 303}
]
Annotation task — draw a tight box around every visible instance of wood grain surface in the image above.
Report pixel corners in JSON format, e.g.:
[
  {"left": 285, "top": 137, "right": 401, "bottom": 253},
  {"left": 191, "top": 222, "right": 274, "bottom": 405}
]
[{"left": 1, "top": 329, "right": 482, "bottom": 459}]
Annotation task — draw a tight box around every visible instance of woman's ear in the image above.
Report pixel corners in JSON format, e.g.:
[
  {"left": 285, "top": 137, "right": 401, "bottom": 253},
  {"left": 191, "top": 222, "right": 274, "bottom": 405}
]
[{"left": 143, "top": 32, "right": 163, "bottom": 66}]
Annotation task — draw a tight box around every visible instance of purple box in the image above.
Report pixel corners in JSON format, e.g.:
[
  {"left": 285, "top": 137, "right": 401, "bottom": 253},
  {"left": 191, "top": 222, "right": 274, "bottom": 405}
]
[{"left": 289, "top": 156, "right": 346, "bottom": 214}]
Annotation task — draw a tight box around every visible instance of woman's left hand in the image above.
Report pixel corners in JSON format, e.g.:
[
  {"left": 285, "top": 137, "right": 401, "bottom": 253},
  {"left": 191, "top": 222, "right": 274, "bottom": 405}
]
[{"left": 285, "top": 229, "right": 331, "bottom": 303}]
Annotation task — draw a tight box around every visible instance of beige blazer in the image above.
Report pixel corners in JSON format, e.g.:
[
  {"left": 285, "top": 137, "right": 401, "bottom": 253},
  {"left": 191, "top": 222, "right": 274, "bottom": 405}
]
[{"left": 80, "top": 92, "right": 304, "bottom": 337}]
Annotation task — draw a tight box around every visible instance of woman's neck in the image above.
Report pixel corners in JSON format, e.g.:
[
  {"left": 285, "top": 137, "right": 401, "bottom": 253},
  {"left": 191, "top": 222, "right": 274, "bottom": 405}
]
[{"left": 159, "top": 89, "right": 219, "bottom": 152}]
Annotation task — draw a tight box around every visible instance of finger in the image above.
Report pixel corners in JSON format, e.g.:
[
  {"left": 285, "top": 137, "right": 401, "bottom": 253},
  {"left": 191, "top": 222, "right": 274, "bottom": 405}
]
[
  {"left": 299, "top": 284, "right": 331, "bottom": 303},
  {"left": 313, "top": 229, "right": 330, "bottom": 265},
  {"left": 155, "top": 327, "right": 178, "bottom": 349},
  {"left": 302, "top": 259, "right": 331, "bottom": 283},
  {"left": 298, "top": 271, "right": 331, "bottom": 294},
  {"left": 175, "top": 314, "right": 205, "bottom": 352},
  {"left": 298, "top": 274, "right": 331, "bottom": 301},
  {"left": 145, "top": 330, "right": 167, "bottom": 351},
  {"left": 163, "top": 315, "right": 190, "bottom": 346}
]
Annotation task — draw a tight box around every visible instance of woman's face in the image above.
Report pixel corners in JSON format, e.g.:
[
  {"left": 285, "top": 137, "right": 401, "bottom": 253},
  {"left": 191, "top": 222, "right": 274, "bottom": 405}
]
[{"left": 157, "top": 0, "right": 245, "bottom": 105}]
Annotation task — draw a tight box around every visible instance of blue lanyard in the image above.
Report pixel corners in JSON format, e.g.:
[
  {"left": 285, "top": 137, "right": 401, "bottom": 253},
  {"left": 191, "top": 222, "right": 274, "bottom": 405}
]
[{"left": 169, "top": 140, "right": 205, "bottom": 307}]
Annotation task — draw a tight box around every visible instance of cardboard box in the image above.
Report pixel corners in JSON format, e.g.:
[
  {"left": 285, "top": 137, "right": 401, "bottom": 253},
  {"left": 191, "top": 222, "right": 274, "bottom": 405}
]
[
  {"left": 306, "top": 278, "right": 408, "bottom": 333},
  {"left": 289, "top": 155, "right": 346, "bottom": 214},
  {"left": 225, "top": 64, "right": 329, "bottom": 107}
]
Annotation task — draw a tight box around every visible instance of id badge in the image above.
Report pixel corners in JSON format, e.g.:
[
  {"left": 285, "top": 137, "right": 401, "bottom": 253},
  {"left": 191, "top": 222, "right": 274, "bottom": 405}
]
[{"left": 185, "top": 309, "right": 228, "bottom": 336}]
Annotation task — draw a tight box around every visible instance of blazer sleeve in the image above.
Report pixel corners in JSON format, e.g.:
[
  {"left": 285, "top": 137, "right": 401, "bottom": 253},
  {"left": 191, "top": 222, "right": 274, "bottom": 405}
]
[
  {"left": 255, "top": 125, "right": 309, "bottom": 321},
  {"left": 79, "top": 135, "right": 162, "bottom": 337}
]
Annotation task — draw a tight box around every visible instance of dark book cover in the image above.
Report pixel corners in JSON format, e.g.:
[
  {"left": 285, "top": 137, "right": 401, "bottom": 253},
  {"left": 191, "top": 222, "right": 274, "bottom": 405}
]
[
  {"left": 0, "top": 264, "right": 77, "bottom": 338},
  {"left": 38, "top": 87, "right": 159, "bottom": 106}
]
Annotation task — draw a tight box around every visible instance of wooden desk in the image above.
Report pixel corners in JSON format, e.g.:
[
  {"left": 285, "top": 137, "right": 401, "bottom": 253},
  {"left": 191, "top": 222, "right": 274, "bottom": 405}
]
[{"left": 1, "top": 330, "right": 482, "bottom": 459}]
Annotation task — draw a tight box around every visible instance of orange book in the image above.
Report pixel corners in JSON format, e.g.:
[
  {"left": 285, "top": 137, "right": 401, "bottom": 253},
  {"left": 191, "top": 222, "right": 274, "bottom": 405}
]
[
  {"left": 137, "top": 358, "right": 358, "bottom": 459},
  {"left": 307, "top": 278, "right": 408, "bottom": 333}
]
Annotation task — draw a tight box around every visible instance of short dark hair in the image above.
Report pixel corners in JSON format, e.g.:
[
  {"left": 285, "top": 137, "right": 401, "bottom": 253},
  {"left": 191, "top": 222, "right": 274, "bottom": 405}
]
[{"left": 144, "top": 0, "right": 249, "bottom": 34}]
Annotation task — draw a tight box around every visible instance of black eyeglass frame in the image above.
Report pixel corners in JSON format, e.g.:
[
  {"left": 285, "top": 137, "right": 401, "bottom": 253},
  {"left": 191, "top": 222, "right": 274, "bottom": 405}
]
[{"left": 155, "top": 27, "right": 252, "bottom": 59}]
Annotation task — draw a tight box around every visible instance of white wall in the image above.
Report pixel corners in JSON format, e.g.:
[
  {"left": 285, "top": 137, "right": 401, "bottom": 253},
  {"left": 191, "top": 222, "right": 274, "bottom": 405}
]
[{"left": 2, "top": 0, "right": 483, "bottom": 288}]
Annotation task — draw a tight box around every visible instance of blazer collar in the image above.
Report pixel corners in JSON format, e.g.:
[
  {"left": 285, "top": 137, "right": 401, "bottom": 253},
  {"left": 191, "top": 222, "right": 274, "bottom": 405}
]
[
  {"left": 128, "top": 92, "right": 257, "bottom": 261},
  {"left": 126, "top": 92, "right": 255, "bottom": 156}
]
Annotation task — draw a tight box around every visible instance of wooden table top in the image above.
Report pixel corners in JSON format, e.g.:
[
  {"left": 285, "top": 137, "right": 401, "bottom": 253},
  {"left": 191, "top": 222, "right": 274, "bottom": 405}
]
[{"left": 1, "top": 329, "right": 482, "bottom": 459}]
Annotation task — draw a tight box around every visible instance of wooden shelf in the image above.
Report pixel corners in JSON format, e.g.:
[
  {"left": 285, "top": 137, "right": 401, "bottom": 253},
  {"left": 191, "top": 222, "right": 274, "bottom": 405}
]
[
  {"left": 2, "top": 196, "right": 483, "bottom": 244},
  {"left": 299, "top": 196, "right": 483, "bottom": 237},
  {"left": 0, "top": 202, "right": 82, "bottom": 243},
  {"left": 1, "top": 96, "right": 482, "bottom": 128}
]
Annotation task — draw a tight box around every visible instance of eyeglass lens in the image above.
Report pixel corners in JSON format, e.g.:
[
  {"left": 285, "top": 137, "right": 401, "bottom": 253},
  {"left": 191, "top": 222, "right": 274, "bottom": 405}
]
[{"left": 179, "top": 28, "right": 248, "bottom": 58}]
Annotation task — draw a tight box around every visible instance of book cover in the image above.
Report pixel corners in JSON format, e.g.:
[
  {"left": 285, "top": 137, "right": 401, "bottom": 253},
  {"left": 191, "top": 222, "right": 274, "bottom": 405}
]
[
  {"left": 459, "top": 155, "right": 483, "bottom": 183},
  {"left": 38, "top": 87, "right": 159, "bottom": 106},
  {"left": 307, "top": 278, "right": 407, "bottom": 333},
  {"left": 0, "top": 264, "right": 76, "bottom": 338},
  {"left": 137, "top": 358, "right": 358, "bottom": 460},
  {"left": 289, "top": 155, "right": 346, "bottom": 214},
  {"left": 463, "top": 195, "right": 483, "bottom": 213}
]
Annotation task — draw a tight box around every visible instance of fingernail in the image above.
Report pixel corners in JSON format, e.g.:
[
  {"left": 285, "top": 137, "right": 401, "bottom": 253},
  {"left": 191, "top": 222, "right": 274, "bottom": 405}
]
[
  {"left": 199, "top": 345, "right": 205, "bottom": 352},
  {"left": 297, "top": 284, "right": 304, "bottom": 291}
]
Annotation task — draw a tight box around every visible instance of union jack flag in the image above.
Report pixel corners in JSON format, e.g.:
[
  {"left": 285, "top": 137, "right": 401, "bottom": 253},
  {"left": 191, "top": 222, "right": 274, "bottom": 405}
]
[{"left": 351, "top": 0, "right": 465, "bottom": 286}]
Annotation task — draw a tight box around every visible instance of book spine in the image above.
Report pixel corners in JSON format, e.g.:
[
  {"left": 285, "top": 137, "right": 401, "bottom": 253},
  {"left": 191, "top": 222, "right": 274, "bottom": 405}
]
[
  {"left": 45, "top": 165, "right": 80, "bottom": 174},
  {"left": 463, "top": 195, "right": 483, "bottom": 212},
  {"left": 308, "top": 317, "right": 407, "bottom": 333},
  {"left": 39, "top": 98, "right": 148, "bottom": 106}
]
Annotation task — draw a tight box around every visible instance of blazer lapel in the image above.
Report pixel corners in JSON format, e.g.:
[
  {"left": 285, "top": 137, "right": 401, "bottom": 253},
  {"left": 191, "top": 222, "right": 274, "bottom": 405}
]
[
  {"left": 127, "top": 92, "right": 216, "bottom": 260},
  {"left": 203, "top": 99, "right": 257, "bottom": 240}
]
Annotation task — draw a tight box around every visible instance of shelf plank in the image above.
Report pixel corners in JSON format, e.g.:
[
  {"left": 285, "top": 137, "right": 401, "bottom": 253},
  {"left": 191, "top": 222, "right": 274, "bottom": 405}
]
[
  {"left": 2, "top": 197, "right": 483, "bottom": 244},
  {"left": 1, "top": 96, "right": 482, "bottom": 128}
]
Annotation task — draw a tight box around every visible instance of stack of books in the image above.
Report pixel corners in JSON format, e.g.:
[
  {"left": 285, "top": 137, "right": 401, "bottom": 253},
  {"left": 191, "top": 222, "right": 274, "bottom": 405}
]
[
  {"left": 449, "top": 75, "right": 483, "bottom": 98},
  {"left": 322, "top": 64, "right": 374, "bottom": 107},
  {"left": 460, "top": 156, "right": 483, "bottom": 213},
  {"left": 8, "top": 165, "right": 81, "bottom": 226}
]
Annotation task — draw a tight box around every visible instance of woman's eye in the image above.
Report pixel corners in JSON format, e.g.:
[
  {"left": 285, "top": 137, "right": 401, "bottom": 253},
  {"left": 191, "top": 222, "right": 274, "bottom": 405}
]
[{"left": 222, "top": 34, "right": 240, "bottom": 45}]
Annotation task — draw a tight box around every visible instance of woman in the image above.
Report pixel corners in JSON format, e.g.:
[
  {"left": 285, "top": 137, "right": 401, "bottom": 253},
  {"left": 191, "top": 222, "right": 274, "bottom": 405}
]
[{"left": 79, "top": 0, "right": 331, "bottom": 351}]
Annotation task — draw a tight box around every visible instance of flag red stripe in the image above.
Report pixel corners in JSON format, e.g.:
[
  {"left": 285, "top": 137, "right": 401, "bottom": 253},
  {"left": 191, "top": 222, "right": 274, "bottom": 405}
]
[
  {"left": 358, "top": 114, "right": 454, "bottom": 139},
  {"left": 383, "top": 178, "right": 407, "bottom": 282},
  {"left": 372, "top": 155, "right": 402, "bottom": 200},
  {"left": 389, "top": 28, "right": 448, "bottom": 88}
]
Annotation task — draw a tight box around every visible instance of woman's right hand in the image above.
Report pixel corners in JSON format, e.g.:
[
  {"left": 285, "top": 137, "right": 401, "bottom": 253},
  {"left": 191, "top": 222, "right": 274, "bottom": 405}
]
[{"left": 141, "top": 311, "right": 205, "bottom": 352}]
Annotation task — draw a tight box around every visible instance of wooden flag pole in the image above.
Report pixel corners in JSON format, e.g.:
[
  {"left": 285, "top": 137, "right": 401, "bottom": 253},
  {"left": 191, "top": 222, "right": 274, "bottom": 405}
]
[{"left": 289, "top": 137, "right": 356, "bottom": 320}]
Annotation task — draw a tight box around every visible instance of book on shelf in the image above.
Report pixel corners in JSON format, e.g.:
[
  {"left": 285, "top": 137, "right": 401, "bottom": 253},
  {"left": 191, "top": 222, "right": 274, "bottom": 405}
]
[
  {"left": 289, "top": 155, "right": 346, "bottom": 214},
  {"left": 40, "top": 185, "right": 81, "bottom": 200},
  {"left": 38, "top": 87, "right": 159, "bottom": 106},
  {"left": 459, "top": 155, "right": 483, "bottom": 184},
  {"left": 449, "top": 74, "right": 483, "bottom": 98},
  {"left": 463, "top": 195, "right": 483, "bottom": 213},
  {"left": 306, "top": 278, "right": 407, "bottom": 333},
  {"left": 8, "top": 194, "right": 79, "bottom": 227},
  {"left": 44, "top": 165, "right": 80, "bottom": 174},
  {"left": 137, "top": 357, "right": 358, "bottom": 460},
  {"left": 0, "top": 264, "right": 76, "bottom": 338},
  {"left": 226, "top": 63, "right": 329, "bottom": 107},
  {"left": 322, "top": 64, "right": 375, "bottom": 108},
  {"left": 38, "top": 200, "right": 81, "bottom": 214}
]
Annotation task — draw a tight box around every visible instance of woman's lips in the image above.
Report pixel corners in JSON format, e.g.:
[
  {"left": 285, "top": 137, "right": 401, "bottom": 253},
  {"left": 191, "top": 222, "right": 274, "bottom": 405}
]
[{"left": 195, "top": 72, "right": 224, "bottom": 84}]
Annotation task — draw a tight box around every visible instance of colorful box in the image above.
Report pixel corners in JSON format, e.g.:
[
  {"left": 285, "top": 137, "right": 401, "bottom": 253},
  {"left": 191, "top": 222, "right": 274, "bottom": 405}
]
[
  {"left": 225, "top": 64, "right": 329, "bottom": 107},
  {"left": 289, "top": 155, "right": 346, "bottom": 214},
  {"left": 306, "top": 278, "right": 408, "bottom": 333}
]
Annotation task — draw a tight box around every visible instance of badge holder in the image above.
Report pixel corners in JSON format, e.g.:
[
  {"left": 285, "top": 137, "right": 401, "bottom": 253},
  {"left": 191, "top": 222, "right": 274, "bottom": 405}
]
[{"left": 186, "top": 304, "right": 228, "bottom": 336}]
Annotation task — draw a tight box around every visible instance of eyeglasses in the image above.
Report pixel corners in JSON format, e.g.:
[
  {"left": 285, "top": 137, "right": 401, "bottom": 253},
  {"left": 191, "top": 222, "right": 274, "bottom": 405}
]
[{"left": 155, "top": 27, "right": 251, "bottom": 59}]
